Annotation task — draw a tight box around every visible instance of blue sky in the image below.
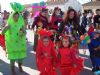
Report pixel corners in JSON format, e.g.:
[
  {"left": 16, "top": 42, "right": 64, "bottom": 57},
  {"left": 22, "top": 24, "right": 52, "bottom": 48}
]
[{"left": 0, "top": 0, "right": 90, "bottom": 11}]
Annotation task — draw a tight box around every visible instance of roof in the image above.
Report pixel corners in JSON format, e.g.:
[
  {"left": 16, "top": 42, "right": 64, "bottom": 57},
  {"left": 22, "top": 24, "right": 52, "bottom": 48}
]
[
  {"left": 83, "top": 1, "right": 100, "bottom": 6},
  {"left": 47, "top": 0, "right": 68, "bottom": 5}
]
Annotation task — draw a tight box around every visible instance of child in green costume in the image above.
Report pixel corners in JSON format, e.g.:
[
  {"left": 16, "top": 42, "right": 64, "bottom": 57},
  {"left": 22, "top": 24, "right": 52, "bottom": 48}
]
[{"left": 2, "top": 2, "right": 27, "bottom": 75}]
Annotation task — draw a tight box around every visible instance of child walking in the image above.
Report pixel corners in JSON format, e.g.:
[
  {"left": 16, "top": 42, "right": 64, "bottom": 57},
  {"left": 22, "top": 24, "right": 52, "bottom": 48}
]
[
  {"left": 36, "top": 29, "right": 57, "bottom": 75},
  {"left": 2, "top": 3, "right": 27, "bottom": 75},
  {"left": 88, "top": 30, "right": 100, "bottom": 72},
  {"left": 58, "top": 34, "right": 84, "bottom": 75}
]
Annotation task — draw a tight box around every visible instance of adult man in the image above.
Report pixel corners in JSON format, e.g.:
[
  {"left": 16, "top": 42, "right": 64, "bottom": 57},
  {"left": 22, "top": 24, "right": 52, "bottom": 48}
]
[{"left": 93, "top": 9, "right": 100, "bottom": 29}]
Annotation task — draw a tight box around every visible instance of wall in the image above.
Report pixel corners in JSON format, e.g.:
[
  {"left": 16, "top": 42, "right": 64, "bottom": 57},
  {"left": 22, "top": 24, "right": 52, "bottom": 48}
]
[{"left": 0, "top": 4, "right": 1, "bottom": 11}]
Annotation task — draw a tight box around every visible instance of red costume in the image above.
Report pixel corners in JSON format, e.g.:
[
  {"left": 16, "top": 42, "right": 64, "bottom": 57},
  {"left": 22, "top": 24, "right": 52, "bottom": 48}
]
[
  {"left": 36, "top": 29, "right": 57, "bottom": 75},
  {"left": 32, "top": 14, "right": 49, "bottom": 29},
  {"left": 0, "top": 34, "right": 5, "bottom": 50},
  {"left": 50, "top": 15, "right": 62, "bottom": 30},
  {"left": 88, "top": 25, "right": 94, "bottom": 36},
  {"left": 58, "top": 47, "right": 84, "bottom": 75},
  {"left": 71, "top": 44, "right": 79, "bottom": 55}
]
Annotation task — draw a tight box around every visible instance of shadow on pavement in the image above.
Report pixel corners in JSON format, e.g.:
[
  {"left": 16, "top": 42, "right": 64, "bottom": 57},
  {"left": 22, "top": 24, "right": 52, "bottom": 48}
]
[
  {"left": 79, "top": 54, "right": 94, "bottom": 75},
  {"left": 0, "top": 59, "right": 10, "bottom": 75},
  {"left": 23, "top": 42, "right": 37, "bottom": 70},
  {"left": 0, "top": 59, "right": 29, "bottom": 75}
]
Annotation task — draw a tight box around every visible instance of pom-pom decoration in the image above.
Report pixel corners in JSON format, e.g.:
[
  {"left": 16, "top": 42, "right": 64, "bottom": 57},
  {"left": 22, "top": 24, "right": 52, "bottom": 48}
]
[
  {"left": 80, "top": 35, "right": 85, "bottom": 41},
  {"left": 85, "top": 35, "right": 91, "bottom": 44}
]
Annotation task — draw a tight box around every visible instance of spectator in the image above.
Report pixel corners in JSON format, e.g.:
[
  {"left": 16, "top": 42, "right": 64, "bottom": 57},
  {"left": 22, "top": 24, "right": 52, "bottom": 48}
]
[{"left": 93, "top": 9, "right": 100, "bottom": 29}]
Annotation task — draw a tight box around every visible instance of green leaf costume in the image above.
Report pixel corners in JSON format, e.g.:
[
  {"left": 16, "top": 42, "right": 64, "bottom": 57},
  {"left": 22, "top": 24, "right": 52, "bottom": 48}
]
[{"left": 5, "top": 2, "right": 27, "bottom": 60}]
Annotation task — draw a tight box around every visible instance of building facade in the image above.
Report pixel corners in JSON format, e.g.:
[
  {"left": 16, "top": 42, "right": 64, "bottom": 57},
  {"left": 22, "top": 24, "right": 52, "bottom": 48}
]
[
  {"left": 24, "top": 0, "right": 82, "bottom": 14},
  {"left": 0, "top": 4, "right": 1, "bottom": 11},
  {"left": 47, "top": 0, "right": 82, "bottom": 12},
  {"left": 83, "top": 0, "right": 100, "bottom": 13},
  {"left": 92, "top": 0, "right": 100, "bottom": 1}
]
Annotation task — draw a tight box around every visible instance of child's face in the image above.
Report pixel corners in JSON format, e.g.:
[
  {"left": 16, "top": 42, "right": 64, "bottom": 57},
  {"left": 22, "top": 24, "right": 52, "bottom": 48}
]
[
  {"left": 37, "top": 22, "right": 43, "bottom": 27},
  {"left": 43, "top": 38, "right": 49, "bottom": 46},
  {"left": 91, "top": 24, "right": 94, "bottom": 27},
  {"left": 62, "top": 38, "right": 70, "bottom": 47},
  {"left": 94, "top": 33, "right": 100, "bottom": 38},
  {"left": 13, "top": 14, "right": 19, "bottom": 22}
]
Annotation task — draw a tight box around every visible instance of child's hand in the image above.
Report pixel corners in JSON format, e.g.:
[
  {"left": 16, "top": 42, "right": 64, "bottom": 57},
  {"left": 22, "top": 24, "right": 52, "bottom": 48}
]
[
  {"left": 53, "top": 66, "right": 56, "bottom": 70},
  {"left": 59, "top": 36, "right": 62, "bottom": 40},
  {"left": 94, "top": 46, "right": 100, "bottom": 51},
  {"left": 20, "top": 30, "right": 23, "bottom": 36},
  {"left": 83, "top": 50, "right": 86, "bottom": 55},
  {"left": 5, "top": 52, "right": 7, "bottom": 57},
  {"left": 74, "top": 64, "right": 77, "bottom": 68},
  {"left": 37, "top": 22, "right": 43, "bottom": 27},
  {"left": 44, "top": 53, "right": 48, "bottom": 57}
]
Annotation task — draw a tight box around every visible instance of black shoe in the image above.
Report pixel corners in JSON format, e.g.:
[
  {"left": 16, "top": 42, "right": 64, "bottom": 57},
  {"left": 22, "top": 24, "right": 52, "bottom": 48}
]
[
  {"left": 96, "top": 67, "right": 100, "bottom": 71},
  {"left": 18, "top": 63, "right": 24, "bottom": 73},
  {"left": 92, "top": 67, "right": 96, "bottom": 72},
  {"left": 11, "top": 66, "right": 16, "bottom": 75},
  {"left": 92, "top": 67, "right": 100, "bottom": 72}
]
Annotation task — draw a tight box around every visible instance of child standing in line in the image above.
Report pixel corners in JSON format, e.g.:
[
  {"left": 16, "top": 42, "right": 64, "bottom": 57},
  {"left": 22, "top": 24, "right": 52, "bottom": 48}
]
[
  {"left": 36, "top": 29, "right": 57, "bottom": 75},
  {"left": 88, "top": 30, "right": 100, "bottom": 72},
  {"left": 58, "top": 34, "right": 84, "bottom": 75}
]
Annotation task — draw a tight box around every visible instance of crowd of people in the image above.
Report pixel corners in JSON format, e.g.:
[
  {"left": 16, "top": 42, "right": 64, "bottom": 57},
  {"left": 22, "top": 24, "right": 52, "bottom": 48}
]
[
  {"left": 81, "top": 9, "right": 100, "bottom": 33},
  {"left": 0, "top": 2, "right": 100, "bottom": 75}
]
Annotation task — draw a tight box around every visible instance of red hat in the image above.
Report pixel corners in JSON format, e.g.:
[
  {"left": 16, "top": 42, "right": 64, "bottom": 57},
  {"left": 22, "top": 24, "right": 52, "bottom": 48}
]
[
  {"left": 38, "top": 29, "right": 53, "bottom": 37},
  {"left": 61, "top": 33, "right": 69, "bottom": 40}
]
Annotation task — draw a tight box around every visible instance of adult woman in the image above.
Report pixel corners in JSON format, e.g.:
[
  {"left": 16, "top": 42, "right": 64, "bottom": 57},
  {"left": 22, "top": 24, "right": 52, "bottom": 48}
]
[
  {"left": 81, "top": 13, "right": 87, "bottom": 34},
  {"left": 58, "top": 9, "right": 83, "bottom": 41},
  {"left": 50, "top": 7, "right": 62, "bottom": 31},
  {"left": 32, "top": 8, "right": 49, "bottom": 30},
  {"left": 50, "top": 7, "right": 62, "bottom": 45},
  {"left": 32, "top": 8, "right": 49, "bottom": 51}
]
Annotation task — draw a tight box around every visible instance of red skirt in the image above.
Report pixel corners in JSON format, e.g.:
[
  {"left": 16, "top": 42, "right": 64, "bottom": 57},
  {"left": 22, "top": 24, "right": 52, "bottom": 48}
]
[{"left": 59, "top": 58, "right": 84, "bottom": 75}]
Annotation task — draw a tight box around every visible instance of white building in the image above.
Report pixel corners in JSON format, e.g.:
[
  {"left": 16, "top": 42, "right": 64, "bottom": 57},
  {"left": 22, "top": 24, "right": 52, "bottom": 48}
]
[
  {"left": 0, "top": 4, "right": 1, "bottom": 11},
  {"left": 47, "top": 0, "right": 82, "bottom": 12}
]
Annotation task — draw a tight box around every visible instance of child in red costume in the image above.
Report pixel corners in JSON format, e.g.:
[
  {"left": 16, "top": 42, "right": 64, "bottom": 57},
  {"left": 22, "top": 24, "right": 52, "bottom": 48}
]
[
  {"left": 88, "top": 23, "right": 94, "bottom": 38},
  {"left": 0, "top": 34, "right": 6, "bottom": 50},
  {"left": 36, "top": 29, "right": 57, "bottom": 75},
  {"left": 58, "top": 35, "right": 84, "bottom": 75}
]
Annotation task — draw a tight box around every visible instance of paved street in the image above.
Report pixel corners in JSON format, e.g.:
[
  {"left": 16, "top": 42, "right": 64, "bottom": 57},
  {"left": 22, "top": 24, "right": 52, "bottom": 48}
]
[{"left": 0, "top": 30, "right": 94, "bottom": 75}]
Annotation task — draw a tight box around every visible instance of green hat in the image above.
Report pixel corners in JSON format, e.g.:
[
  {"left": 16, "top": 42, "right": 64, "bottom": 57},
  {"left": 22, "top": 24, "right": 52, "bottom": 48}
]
[{"left": 10, "top": 2, "right": 24, "bottom": 12}]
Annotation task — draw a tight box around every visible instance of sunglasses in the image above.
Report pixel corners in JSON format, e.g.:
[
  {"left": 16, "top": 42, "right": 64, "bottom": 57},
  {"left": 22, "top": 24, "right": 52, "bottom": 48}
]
[{"left": 43, "top": 11, "right": 48, "bottom": 13}]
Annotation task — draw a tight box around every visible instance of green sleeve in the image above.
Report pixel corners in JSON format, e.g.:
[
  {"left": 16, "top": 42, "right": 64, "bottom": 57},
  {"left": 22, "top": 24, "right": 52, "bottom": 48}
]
[{"left": 2, "top": 25, "right": 10, "bottom": 35}]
